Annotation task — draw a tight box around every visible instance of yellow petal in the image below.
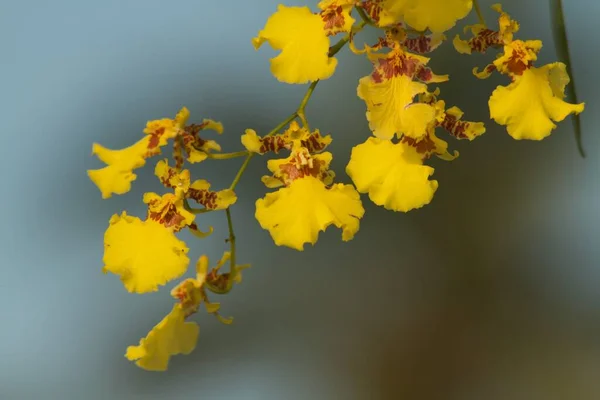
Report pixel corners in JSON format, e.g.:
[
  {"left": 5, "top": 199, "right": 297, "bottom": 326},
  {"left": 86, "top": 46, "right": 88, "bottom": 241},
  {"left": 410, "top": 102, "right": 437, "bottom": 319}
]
[
  {"left": 489, "top": 63, "right": 585, "bottom": 140},
  {"left": 88, "top": 108, "right": 189, "bottom": 198},
  {"left": 87, "top": 137, "right": 150, "bottom": 199},
  {"left": 253, "top": 5, "right": 337, "bottom": 84},
  {"left": 401, "top": 0, "right": 473, "bottom": 33},
  {"left": 255, "top": 176, "right": 364, "bottom": 251},
  {"left": 102, "top": 212, "right": 190, "bottom": 293},
  {"left": 241, "top": 129, "right": 263, "bottom": 153},
  {"left": 346, "top": 137, "right": 438, "bottom": 212},
  {"left": 358, "top": 74, "right": 435, "bottom": 139},
  {"left": 126, "top": 305, "right": 199, "bottom": 371},
  {"left": 371, "top": 0, "right": 406, "bottom": 27}
]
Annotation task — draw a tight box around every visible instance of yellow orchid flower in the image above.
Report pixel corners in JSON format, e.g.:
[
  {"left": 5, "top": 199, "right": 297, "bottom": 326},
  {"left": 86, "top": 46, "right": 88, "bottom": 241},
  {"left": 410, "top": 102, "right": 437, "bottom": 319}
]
[
  {"left": 489, "top": 62, "right": 585, "bottom": 140},
  {"left": 454, "top": 5, "right": 584, "bottom": 140},
  {"left": 253, "top": 5, "right": 338, "bottom": 84},
  {"left": 346, "top": 137, "right": 438, "bottom": 212},
  {"left": 87, "top": 107, "right": 189, "bottom": 198},
  {"left": 255, "top": 146, "right": 364, "bottom": 250},
  {"left": 101, "top": 212, "right": 190, "bottom": 294},
  {"left": 125, "top": 304, "right": 199, "bottom": 371}
]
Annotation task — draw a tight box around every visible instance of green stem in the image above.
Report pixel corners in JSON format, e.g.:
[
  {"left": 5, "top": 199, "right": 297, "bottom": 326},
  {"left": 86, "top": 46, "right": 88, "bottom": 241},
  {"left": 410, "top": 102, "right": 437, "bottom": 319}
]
[
  {"left": 183, "top": 198, "right": 213, "bottom": 214},
  {"left": 229, "top": 112, "right": 297, "bottom": 192},
  {"left": 550, "top": 0, "right": 585, "bottom": 157},
  {"left": 473, "top": 0, "right": 486, "bottom": 26},
  {"left": 207, "top": 151, "right": 249, "bottom": 159},
  {"left": 297, "top": 80, "right": 319, "bottom": 130},
  {"left": 224, "top": 207, "right": 236, "bottom": 291},
  {"left": 355, "top": 6, "right": 377, "bottom": 27},
  {"left": 213, "top": 22, "right": 367, "bottom": 294}
]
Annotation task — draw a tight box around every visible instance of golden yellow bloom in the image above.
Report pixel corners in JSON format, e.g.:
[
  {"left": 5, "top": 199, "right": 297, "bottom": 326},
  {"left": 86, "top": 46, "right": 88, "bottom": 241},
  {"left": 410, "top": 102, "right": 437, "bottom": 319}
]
[
  {"left": 346, "top": 137, "right": 438, "bottom": 212},
  {"left": 358, "top": 73, "right": 435, "bottom": 140},
  {"left": 102, "top": 212, "right": 190, "bottom": 294},
  {"left": 356, "top": 32, "right": 448, "bottom": 140},
  {"left": 154, "top": 159, "right": 191, "bottom": 191},
  {"left": 253, "top": 5, "right": 337, "bottom": 84},
  {"left": 170, "top": 255, "right": 210, "bottom": 316},
  {"left": 154, "top": 159, "right": 237, "bottom": 211},
  {"left": 256, "top": 176, "right": 364, "bottom": 251},
  {"left": 143, "top": 191, "right": 195, "bottom": 232},
  {"left": 489, "top": 62, "right": 585, "bottom": 140},
  {"left": 241, "top": 121, "right": 332, "bottom": 155},
  {"left": 255, "top": 146, "right": 364, "bottom": 250},
  {"left": 453, "top": 5, "right": 584, "bottom": 140},
  {"left": 125, "top": 304, "right": 199, "bottom": 371},
  {"left": 88, "top": 108, "right": 190, "bottom": 198},
  {"left": 177, "top": 119, "right": 223, "bottom": 166}
]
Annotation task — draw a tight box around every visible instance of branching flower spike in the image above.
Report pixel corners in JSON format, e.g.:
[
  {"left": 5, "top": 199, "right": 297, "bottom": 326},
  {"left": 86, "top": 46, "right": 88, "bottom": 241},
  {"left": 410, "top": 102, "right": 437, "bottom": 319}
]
[{"left": 87, "top": 0, "right": 585, "bottom": 371}]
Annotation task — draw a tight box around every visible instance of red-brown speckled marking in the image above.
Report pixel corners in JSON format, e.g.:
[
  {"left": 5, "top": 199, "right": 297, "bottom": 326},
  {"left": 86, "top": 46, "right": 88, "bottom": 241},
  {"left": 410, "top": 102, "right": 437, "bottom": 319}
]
[
  {"left": 360, "top": 0, "right": 382, "bottom": 23},
  {"left": 403, "top": 34, "right": 441, "bottom": 54},
  {"left": 320, "top": 5, "right": 347, "bottom": 36},
  {"left": 147, "top": 127, "right": 165, "bottom": 150},
  {"left": 503, "top": 47, "right": 531, "bottom": 75},
  {"left": 441, "top": 114, "right": 471, "bottom": 139},
  {"left": 466, "top": 29, "right": 504, "bottom": 53},
  {"left": 402, "top": 135, "right": 437, "bottom": 156},
  {"left": 259, "top": 135, "right": 287, "bottom": 154},
  {"left": 147, "top": 199, "right": 187, "bottom": 231},
  {"left": 188, "top": 188, "right": 219, "bottom": 210}
]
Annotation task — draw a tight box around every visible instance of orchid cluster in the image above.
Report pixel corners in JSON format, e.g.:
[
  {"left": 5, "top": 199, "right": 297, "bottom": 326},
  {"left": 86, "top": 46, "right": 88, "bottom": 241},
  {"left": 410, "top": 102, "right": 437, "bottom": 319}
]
[{"left": 87, "top": 0, "right": 584, "bottom": 371}]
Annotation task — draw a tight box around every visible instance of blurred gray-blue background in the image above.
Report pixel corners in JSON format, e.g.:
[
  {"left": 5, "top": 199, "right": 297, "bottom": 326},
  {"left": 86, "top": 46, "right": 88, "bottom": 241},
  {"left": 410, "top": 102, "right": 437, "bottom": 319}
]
[{"left": 2, "top": 0, "right": 599, "bottom": 399}]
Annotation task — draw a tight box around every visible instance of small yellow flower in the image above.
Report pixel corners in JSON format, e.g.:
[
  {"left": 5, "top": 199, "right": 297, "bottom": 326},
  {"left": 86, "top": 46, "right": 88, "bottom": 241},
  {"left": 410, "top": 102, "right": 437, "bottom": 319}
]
[
  {"left": 346, "top": 137, "right": 438, "bottom": 212},
  {"left": 358, "top": 73, "right": 434, "bottom": 140},
  {"left": 256, "top": 177, "right": 364, "bottom": 250},
  {"left": 88, "top": 107, "right": 189, "bottom": 198},
  {"left": 177, "top": 119, "right": 223, "bottom": 165},
  {"left": 170, "top": 255, "right": 210, "bottom": 316},
  {"left": 143, "top": 191, "right": 195, "bottom": 232},
  {"left": 125, "top": 304, "right": 199, "bottom": 371},
  {"left": 489, "top": 62, "right": 585, "bottom": 140},
  {"left": 253, "top": 5, "right": 338, "bottom": 84},
  {"left": 358, "top": 47, "right": 446, "bottom": 140},
  {"left": 154, "top": 159, "right": 237, "bottom": 211},
  {"left": 255, "top": 147, "right": 364, "bottom": 250},
  {"left": 241, "top": 121, "right": 332, "bottom": 155},
  {"left": 454, "top": 5, "right": 584, "bottom": 140},
  {"left": 102, "top": 212, "right": 190, "bottom": 294}
]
